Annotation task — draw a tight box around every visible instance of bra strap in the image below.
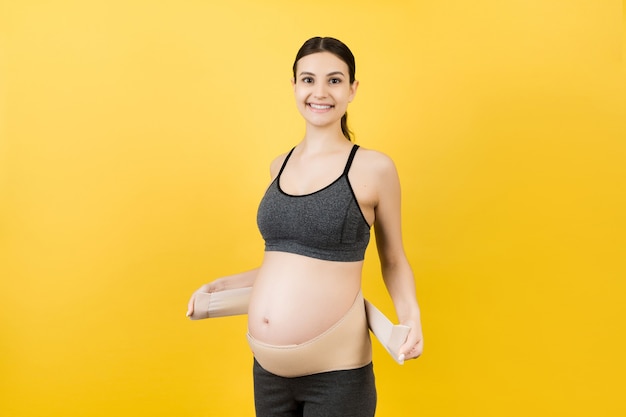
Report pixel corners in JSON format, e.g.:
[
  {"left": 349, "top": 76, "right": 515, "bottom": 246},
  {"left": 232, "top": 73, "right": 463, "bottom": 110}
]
[
  {"left": 343, "top": 144, "right": 360, "bottom": 175},
  {"left": 277, "top": 147, "right": 296, "bottom": 177}
]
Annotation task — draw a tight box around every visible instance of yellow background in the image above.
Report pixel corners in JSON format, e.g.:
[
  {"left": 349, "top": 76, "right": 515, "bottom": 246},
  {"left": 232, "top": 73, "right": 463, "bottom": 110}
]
[{"left": 1, "top": 1, "right": 624, "bottom": 416}]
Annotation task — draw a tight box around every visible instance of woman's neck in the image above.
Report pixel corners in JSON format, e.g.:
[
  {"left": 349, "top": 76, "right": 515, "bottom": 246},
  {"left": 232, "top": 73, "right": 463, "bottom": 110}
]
[{"left": 300, "top": 125, "right": 350, "bottom": 154}]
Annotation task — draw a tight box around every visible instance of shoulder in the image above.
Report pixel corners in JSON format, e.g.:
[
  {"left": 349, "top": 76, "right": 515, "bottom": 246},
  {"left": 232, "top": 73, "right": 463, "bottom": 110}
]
[
  {"left": 354, "top": 146, "right": 398, "bottom": 178},
  {"left": 349, "top": 146, "right": 401, "bottom": 210},
  {"left": 268, "top": 150, "right": 292, "bottom": 179}
]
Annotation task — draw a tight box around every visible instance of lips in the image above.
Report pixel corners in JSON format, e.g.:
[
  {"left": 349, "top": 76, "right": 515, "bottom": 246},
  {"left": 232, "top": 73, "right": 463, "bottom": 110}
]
[{"left": 308, "top": 103, "right": 334, "bottom": 111}]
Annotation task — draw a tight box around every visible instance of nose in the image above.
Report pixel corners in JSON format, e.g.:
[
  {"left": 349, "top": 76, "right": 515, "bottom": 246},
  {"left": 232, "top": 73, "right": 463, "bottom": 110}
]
[{"left": 313, "top": 82, "right": 328, "bottom": 98}]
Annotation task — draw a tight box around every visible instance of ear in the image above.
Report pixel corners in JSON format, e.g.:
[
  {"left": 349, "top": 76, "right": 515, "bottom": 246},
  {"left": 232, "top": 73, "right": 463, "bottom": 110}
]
[
  {"left": 291, "top": 77, "right": 296, "bottom": 89},
  {"left": 348, "top": 80, "right": 359, "bottom": 102}
]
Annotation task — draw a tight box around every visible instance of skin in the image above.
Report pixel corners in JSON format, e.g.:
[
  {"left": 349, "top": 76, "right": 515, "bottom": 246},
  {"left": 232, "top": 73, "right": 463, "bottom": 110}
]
[{"left": 187, "top": 51, "right": 423, "bottom": 361}]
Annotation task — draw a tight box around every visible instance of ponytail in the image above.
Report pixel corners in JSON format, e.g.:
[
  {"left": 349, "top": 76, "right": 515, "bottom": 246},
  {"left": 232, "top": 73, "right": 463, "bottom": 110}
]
[{"left": 341, "top": 113, "right": 353, "bottom": 141}]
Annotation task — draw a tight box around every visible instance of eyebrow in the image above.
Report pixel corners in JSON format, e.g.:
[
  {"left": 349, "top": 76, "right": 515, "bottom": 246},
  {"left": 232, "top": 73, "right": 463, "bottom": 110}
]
[{"left": 298, "top": 71, "right": 346, "bottom": 77}]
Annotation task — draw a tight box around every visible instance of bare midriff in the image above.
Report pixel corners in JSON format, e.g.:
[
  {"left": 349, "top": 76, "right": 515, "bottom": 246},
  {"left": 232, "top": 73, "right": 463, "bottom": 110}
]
[{"left": 247, "top": 251, "right": 363, "bottom": 346}]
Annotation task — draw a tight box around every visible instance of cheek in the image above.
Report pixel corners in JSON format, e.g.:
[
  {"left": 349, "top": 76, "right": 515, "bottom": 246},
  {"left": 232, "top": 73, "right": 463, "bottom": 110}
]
[
  {"left": 338, "top": 90, "right": 353, "bottom": 106},
  {"left": 294, "top": 92, "right": 309, "bottom": 113},
  {"left": 294, "top": 88, "right": 308, "bottom": 103}
]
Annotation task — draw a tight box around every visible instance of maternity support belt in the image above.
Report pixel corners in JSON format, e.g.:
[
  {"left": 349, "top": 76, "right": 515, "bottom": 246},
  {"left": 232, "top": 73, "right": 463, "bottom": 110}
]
[
  {"left": 190, "top": 287, "right": 410, "bottom": 368},
  {"left": 247, "top": 291, "right": 372, "bottom": 377}
]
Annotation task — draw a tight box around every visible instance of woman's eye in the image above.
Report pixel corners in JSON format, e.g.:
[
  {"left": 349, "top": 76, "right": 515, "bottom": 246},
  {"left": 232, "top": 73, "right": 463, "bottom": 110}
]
[
  {"left": 302, "top": 77, "right": 314, "bottom": 83},
  {"left": 329, "top": 78, "right": 342, "bottom": 84}
]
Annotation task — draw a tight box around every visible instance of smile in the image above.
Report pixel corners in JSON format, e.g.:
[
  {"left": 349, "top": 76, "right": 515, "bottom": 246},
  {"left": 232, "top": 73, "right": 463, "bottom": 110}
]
[{"left": 308, "top": 103, "right": 334, "bottom": 110}]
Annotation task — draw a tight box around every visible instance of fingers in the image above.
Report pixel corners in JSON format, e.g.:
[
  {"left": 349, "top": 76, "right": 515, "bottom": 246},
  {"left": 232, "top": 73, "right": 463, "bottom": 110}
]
[
  {"left": 401, "top": 342, "right": 423, "bottom": 360},
  {"left": 187, "top": 288, "right": 202, "bottom": 318},
  {"left": 187, "top": 281, "right": 220, "bottom": 319},
  {"left": 399, "top": 333, "right": 424, "bottom": 361},
  {"left": 187, "top": 291, "right": 215, "bottom": 320},
  {"left": 186, "top": 293, "right": 197, "bottom": 318}
]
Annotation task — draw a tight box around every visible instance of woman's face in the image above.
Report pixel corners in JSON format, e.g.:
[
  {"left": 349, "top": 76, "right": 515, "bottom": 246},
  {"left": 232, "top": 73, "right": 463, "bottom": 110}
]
[{"left": 292, "top": 52, "right": 358, "bottom": 131}]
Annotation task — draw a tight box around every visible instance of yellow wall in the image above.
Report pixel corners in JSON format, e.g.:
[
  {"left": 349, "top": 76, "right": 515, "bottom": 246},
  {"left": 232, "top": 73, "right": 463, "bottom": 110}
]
[{"left": 1, "top": 1, "right": 624, "bottom": 416}]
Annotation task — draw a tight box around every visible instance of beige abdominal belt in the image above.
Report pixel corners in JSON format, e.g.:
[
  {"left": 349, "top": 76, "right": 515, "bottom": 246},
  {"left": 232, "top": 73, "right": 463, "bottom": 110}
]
[{"left": 190, "top": 287, "right": 410, "bottom": 365}]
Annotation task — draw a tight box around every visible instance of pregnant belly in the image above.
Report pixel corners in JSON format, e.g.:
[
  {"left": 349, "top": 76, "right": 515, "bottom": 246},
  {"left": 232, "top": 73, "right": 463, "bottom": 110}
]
[{"left": 247, "top": 252, "right": 362, "bottom": 345}]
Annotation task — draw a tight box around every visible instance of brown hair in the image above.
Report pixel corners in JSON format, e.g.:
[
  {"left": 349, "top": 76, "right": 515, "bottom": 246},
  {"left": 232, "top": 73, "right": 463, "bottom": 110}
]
[{"left": 292, "top": 37, "right": 356, "bottom": 141}]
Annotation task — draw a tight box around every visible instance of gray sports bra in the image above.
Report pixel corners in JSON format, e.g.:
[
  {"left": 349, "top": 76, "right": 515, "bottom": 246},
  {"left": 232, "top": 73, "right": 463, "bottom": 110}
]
[{"left": 257, "top": 145, "right": 371, "bottom": 262}]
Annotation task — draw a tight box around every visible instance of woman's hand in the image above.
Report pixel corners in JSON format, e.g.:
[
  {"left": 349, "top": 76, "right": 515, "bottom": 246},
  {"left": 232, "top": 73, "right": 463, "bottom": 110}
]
[
  {"left": 186, "top": 281, "right": 223, "bottom": 318},
  {"left": 186, "top": 269, "right": 258, "bottom": 318},
  {"left": 399, "top": 319, "right": 424, "bottom": 361}
]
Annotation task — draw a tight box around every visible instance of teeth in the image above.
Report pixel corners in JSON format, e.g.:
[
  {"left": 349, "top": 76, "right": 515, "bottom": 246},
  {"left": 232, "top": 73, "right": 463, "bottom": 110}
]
[{"left": 309, "top": 103, "right": 332, "bottom": 110}]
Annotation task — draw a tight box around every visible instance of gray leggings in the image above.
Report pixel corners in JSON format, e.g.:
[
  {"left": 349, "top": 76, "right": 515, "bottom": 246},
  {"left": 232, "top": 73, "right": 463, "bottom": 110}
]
[{"left": 253, "top": 359, "right": 377, "bottom": 417}]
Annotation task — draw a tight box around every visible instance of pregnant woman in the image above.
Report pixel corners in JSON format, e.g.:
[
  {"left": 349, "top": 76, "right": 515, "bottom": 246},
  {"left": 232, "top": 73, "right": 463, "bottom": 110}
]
[{"left": 187, "top": 36, "right": 423, "bottom": 417}]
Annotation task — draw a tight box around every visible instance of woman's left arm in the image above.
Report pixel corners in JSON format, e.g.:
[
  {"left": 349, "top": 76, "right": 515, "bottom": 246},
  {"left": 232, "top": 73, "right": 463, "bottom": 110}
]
[{"left": 372, "top": 154, "right": 424, "bottom": 361}]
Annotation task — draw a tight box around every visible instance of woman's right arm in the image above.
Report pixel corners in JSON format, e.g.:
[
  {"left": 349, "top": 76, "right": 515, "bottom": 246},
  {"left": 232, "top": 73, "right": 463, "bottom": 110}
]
[{"left": 186, "top": 268, "right": 259, "bottom": 317}]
